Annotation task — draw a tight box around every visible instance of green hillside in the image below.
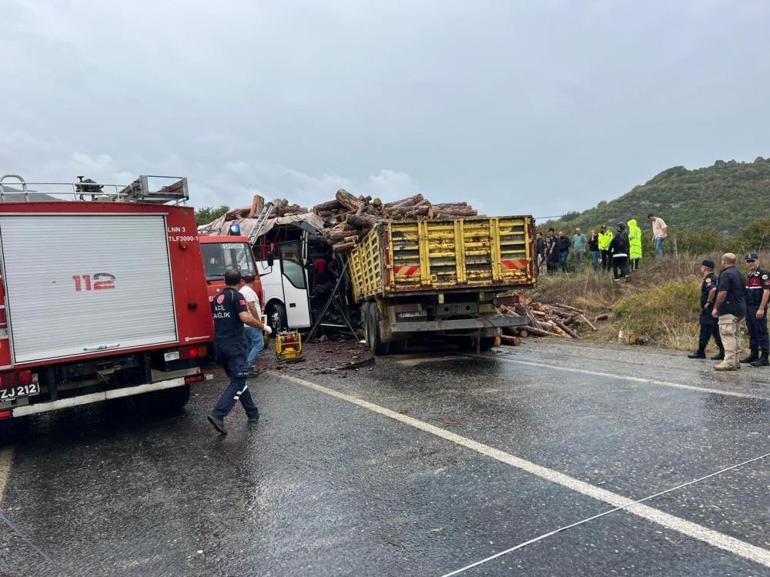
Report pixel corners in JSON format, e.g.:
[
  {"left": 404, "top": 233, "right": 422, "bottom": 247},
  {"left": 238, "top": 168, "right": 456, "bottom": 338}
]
[{"left": 547, "top": 157, "right": 770, "bottom": 235}]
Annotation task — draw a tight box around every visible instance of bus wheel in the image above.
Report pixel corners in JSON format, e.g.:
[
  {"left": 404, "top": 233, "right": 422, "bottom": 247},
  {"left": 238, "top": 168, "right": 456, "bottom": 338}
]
[{"left": 267, "top": 303, "right": 287, "bottom": 333}]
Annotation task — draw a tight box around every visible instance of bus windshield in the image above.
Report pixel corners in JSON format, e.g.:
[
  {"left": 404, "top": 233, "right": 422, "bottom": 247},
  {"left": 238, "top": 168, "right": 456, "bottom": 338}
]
[{"left": 200, "top": 242, "right": 256, "bottom": 280}]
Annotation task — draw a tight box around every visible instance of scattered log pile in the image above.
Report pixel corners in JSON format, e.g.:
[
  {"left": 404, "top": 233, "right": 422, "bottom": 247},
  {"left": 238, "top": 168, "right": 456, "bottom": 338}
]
[
  {"left": 496, "top": 297, "right": 607, "bottom": 343},
  {"left": 312, "top": 189, "right": 479, "bottom": 253}
]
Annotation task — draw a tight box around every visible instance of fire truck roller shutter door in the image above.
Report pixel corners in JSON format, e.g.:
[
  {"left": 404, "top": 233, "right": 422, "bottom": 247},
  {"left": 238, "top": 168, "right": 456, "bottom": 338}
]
[{"left": 0, "top": 214, "right": 178, "bottom": 363}]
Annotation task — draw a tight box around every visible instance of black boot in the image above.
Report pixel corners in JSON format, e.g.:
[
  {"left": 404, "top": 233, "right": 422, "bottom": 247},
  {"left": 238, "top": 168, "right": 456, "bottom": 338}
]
[
  {"left": 751, "top": 352, "right": 769, "bottom": 367},
  {"left": 740, "top": 350, "right": 758, "bottom": 364},
  {"left": 710, "top": 350, "right": 725, "bottom": 360},
  {"left": 688, "top": 350, "right": 706, "bottom": 359}
]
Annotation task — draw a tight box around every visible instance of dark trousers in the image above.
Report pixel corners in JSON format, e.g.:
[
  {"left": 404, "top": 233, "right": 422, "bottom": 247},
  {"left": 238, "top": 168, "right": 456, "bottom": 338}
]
[
  {"left": 547, "top": 257, "right": 559, "bottom": 274},
  {"left": 745, "top": 307, "right": 769, "bottom": 353},
  {"left": 590, "top": 250, "right": 601, "bottom": 271},
  {"left": 559, "top": 251, "right": 569, "bottom": 272},
  {"left": 612, "top": 256, "right": 629, "bottom": 279},
  {"left": 212, "top": 340, "right": 259, "bottom": 419},
  {"left": 630, "top": 258, "right": 640, "bottom": 271},
  {"left": 601, "top": 250, "right": 612, "bottom": 271},
  {"left": 698, "top": 310, "right": 723, "bottom": 353}
]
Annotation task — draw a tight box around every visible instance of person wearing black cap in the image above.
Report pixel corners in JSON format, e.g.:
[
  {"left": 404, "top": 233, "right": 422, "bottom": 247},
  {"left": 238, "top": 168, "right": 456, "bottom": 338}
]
[
  {"left": 688, "top": 259, "right": 724, "bottom": 360},
  {"left": 609, "top": 222, "right": 629, "bottom": 280},
  {"left": 741, "top": 253, "right": 770, "bottom": 366}
]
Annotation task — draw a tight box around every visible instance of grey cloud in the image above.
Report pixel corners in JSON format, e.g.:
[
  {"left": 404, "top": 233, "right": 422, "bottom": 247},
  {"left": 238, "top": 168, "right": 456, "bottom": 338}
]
[{"left": 2, "top": 0, "right": 769, "bottom": 218}]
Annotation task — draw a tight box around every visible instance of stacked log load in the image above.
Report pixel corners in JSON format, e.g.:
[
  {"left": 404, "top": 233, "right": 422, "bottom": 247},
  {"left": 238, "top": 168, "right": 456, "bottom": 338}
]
[
  {"left": 200, "top": 188, "right": 480, "bottom": 254},
  {"left": 313, "top": 189, "right": 479, "bottom": 253}
]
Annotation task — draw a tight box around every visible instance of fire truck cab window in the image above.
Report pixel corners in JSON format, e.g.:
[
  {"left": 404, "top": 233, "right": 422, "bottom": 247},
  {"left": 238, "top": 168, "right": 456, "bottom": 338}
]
[{"left": 201, "top": 243, "right": 255, "bottom": 280}]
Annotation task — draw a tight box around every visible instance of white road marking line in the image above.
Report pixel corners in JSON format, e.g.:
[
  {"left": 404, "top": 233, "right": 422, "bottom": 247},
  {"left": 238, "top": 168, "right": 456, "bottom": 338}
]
[
  {"left": 271, "top": 372, "right": 770, "bottom": 570},
  {"left": 461, "top": 353, "right": 770, "bottom": 400},
  {"left": 441, "top": 451, "right": 770, "bottom": 577},
  {"left": 0, "top": 448, "right": 12, "bottom": 504}
]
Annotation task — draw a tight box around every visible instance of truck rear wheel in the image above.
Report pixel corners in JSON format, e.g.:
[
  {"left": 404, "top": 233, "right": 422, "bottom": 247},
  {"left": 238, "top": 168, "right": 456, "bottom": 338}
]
[
  {"left": 390, "top": 339, "right": 408, "bottom": 354},
  {"left": 460, "top": 336, "right": 496, "bottom": 352},
  {"left": 366, "top": 304, "right": 390, "bottom": 356}
]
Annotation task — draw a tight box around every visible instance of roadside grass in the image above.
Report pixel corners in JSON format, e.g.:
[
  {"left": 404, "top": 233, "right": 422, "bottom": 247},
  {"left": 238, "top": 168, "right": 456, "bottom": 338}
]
[{"left": 529, "top": 256, "right": 718, "bottom": 351}]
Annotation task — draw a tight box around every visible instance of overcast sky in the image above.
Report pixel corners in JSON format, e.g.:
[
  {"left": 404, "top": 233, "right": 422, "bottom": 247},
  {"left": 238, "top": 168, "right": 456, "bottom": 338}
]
[{"left": 2, "top": 1, "right": 769, "bottom": 218}]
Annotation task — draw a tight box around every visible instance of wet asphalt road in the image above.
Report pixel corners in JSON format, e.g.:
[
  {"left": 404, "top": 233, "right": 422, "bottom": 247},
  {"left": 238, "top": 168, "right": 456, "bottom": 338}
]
[{"left": 0, "top": 341, "right": 769, "bottom": 577}]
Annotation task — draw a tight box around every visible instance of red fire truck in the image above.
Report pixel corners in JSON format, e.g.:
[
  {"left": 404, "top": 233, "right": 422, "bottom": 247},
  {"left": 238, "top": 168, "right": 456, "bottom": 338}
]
[
  {"left": 198, "top": 234, "right": 262, "bottom": 304},
  {"left": 0, "top": 175, "right": 213, "bottom": 431}
]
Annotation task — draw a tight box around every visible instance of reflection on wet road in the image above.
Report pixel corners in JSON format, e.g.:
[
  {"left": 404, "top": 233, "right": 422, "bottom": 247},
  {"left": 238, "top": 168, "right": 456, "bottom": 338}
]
[{"left": 1, "top": 341, "right": 768, "bottom": 576}]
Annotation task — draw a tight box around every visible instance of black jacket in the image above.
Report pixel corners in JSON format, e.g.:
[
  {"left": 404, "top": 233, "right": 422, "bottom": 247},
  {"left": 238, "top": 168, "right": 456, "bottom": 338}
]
[{"left": 610, "top": 230, "right": 629, "bottom": 255}]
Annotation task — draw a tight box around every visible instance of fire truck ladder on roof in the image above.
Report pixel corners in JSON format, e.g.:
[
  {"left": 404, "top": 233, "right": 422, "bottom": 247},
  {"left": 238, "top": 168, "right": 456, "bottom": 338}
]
[
  {"left": 0, "top": 174, "right": 189, "bottom": 204},
  {"left": 247, "top": 201, "right": 275, "bottom": 245}
]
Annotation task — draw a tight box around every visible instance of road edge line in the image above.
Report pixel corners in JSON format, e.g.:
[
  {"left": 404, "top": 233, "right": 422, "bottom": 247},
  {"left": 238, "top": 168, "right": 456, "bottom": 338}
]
[
  {"left": 269, "top": 371, "right": 770, "bottom": 570},
  {"left": 0, "top": 447, "right": 14, "bottom": 504},
  {"left": 460, "top": 353, "right": 769, "bottom": 400}
]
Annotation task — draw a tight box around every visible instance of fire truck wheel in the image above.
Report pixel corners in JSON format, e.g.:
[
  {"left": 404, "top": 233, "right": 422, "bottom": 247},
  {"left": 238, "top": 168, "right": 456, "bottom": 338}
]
[
  {"left": 0, "top": 416, "right": 30, "bottom": 445},
  {"left": 366, "top": 304, "right": 390, "bottom": 356},
  {"left": 153, "top": 384, "right": 191, "bottom": 412},
  {"left": 267, "top": 303, "right": 287, "bottom": 333}
]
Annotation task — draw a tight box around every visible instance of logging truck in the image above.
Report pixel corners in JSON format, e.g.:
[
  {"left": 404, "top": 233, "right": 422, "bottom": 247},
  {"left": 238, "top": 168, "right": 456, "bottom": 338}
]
[{"left": 349, "top": 216, "right": 536, "bottom": 354}]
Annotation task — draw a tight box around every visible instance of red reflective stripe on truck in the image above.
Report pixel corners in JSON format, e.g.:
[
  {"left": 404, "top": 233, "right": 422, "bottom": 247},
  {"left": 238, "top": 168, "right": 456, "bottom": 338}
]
[
  {"left": 501, "top": 259, "right": 528, "bottom": 270},
  {"left": 394, "top": 265, "right": 419, "bottom": 276}
]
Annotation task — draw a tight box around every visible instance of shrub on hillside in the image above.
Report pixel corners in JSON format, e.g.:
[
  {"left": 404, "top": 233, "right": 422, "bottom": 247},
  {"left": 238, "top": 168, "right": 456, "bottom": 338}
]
[
  {"left": 734, "top": 217, "right": 770, "bottom": 254},
  {"left": 613, "top": 280, "right": 700, "bottom": 348},
  {"left": 672, "top": 229, "right": 726, "bottom": 255}
]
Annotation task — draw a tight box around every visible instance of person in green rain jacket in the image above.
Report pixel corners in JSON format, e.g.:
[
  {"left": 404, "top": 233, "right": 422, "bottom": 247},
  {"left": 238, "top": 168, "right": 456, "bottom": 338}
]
[{"left": 627, "top": 218, "right": 643, "bottom": 270}]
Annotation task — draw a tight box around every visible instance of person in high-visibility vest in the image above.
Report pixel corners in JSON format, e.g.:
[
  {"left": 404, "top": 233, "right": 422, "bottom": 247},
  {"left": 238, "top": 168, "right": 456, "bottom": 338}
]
[{"left": 597, "top": 225, "right": 614, "bottom": 272}]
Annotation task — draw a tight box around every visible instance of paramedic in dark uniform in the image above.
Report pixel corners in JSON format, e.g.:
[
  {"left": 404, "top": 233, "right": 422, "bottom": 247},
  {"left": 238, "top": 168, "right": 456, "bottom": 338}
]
[
  {"left": 742, "top": 253, "right": 770, "bottom": 367},
  {"left": 688, "top": 259, "right": 724, "bottom": 360},
  {"left": 208, "top": 267, "right": 270, "bottom": 435}
]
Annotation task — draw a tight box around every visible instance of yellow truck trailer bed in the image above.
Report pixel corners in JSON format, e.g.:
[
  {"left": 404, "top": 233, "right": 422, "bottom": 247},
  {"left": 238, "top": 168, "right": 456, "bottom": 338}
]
[{"left": 349, "top": 216, "right": 535, "bottom": 302}]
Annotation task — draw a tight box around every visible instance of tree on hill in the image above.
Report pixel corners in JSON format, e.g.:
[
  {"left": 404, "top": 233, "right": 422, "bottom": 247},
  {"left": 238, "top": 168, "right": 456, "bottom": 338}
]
[
  {"left": 195, "top": 205, "right": 229, "bottom": 225},
  {"left": 545, "top": 157, "right": 770, "bottom": 236}
]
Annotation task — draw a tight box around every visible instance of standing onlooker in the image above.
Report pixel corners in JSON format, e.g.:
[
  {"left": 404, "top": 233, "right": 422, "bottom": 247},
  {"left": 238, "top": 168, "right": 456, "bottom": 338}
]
[
  {"left": 627, "top": 218, "right": 643, "bottom": 271},
  {"left": 571, "top": 227, "right": 587, "bottom": 273},
  {"left": 535, "top": 232, "right": 547, "bottom": 274},
  {"left": 609, "top": 222, "right": 629, "bottom": 280},
  {"left": 648, "top": 213, "right": 668, "bottom": 258},
  {"left": 588, "top": 230, "right": 601, "bottom": 272},
  {"left": 688, "top": 259, "right": 724, "bottom": 360},
  {"left": 546, "top": 229, "right": 559, "bottom": 274},
  {"left": 598, "top": 225, "right": 614, "bottom": 272},
  {"left": 741, "top": 253, "right": 770, "bottom": 367},
  {"left": 711, "top": 253, "right": 746, "bottom": 371},
  {"left": 557, "top": 230, "right": 571, "bottom": 273},
  {"left": 240, "top": 273, "right": 265, "bottom": 374}
]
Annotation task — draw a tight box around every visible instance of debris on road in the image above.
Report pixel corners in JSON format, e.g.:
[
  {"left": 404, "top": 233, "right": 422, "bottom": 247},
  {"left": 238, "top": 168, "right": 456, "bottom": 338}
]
[
  {"left": 253, "top": 339, "right": 374, "bottom": 375},
  {"left": 497, "top": 296, "right": 610, "bottom": 342}
]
